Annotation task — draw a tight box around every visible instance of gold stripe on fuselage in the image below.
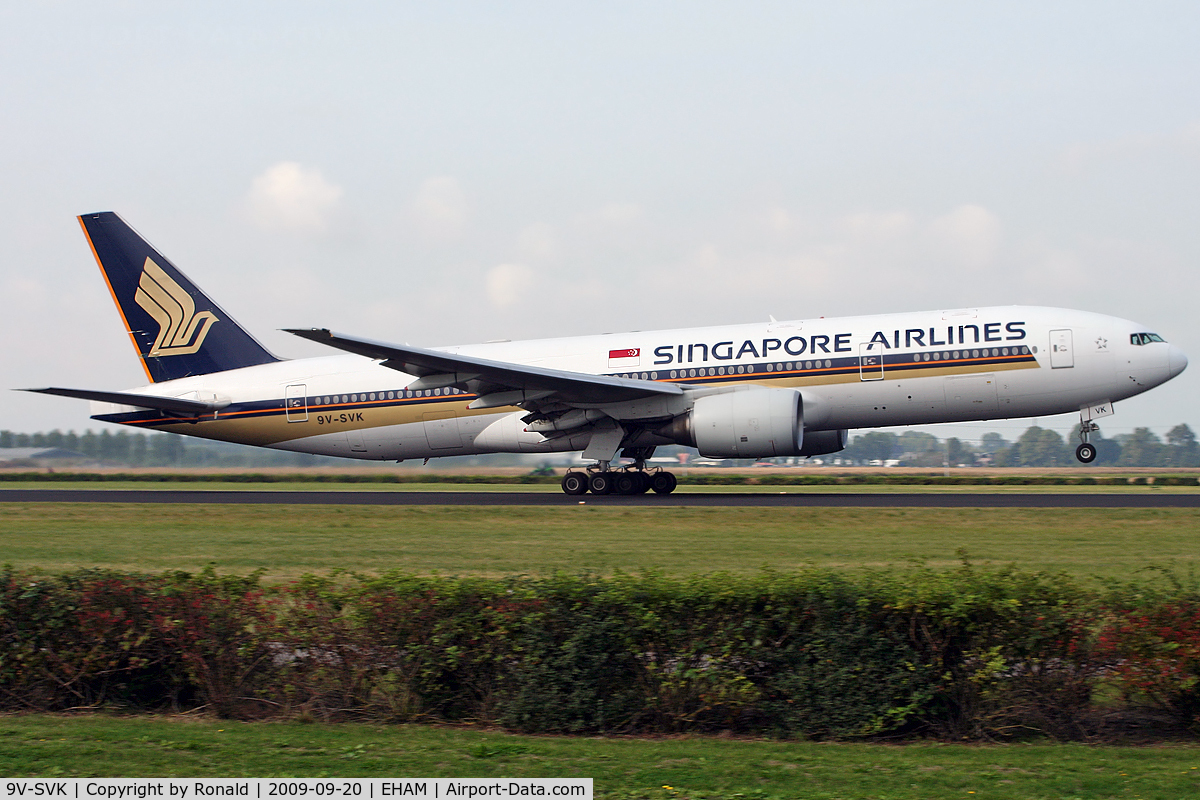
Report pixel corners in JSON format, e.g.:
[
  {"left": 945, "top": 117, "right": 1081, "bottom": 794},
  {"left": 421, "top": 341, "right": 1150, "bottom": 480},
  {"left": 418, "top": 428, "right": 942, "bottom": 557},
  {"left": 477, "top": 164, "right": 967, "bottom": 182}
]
[
  {"left": 662, "top": 353, "right": 1038, "bottom": 388},
  {"left": 125, "top": 356, "right": 1038, "bottom": 446},
  {"left": 136, "top": 395, "right": 487, "bottom": 447}
]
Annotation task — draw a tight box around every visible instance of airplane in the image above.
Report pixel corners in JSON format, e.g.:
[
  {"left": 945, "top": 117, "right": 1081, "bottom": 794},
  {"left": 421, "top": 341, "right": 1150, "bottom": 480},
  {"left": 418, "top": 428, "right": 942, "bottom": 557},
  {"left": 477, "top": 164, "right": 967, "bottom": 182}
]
[{"left": 24, "top": 212, "right": 1188, "bottom": 495}]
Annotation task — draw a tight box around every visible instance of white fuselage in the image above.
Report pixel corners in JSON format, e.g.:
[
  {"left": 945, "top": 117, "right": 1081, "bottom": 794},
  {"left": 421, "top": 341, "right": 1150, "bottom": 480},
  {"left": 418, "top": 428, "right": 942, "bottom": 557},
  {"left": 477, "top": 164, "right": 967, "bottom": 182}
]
[{"left": 91, "top": 305, "right": 1187, "bottom": 461}]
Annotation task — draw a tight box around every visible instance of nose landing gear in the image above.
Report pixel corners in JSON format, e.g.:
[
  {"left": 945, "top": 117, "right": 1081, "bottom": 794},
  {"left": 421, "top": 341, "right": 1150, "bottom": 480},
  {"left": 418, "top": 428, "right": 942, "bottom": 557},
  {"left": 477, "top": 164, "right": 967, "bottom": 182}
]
[
  {"left": 1076, "top": 418, "right": 1100, "bottom": 464},
  {"left": 1075, "top": 402, "right": 1115, "bottom": 464}
]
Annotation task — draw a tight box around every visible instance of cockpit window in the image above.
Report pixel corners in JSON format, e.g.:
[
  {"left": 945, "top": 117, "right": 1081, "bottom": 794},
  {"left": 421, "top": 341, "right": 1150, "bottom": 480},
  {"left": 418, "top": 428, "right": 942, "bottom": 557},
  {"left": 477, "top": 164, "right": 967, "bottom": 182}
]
[{"left": 1131, "top": 333, "right": 1166, "bottom": 345}]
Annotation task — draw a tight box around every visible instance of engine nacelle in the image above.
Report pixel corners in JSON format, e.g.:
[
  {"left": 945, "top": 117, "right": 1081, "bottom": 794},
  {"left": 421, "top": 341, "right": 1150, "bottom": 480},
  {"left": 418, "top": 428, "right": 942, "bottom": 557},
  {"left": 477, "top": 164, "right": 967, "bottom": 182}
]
[
  {"left": 797, "top": 428, "right": 848, "bottom": 457},
  {"left": 672, "top": 387, "right": 804, "bottom": 458}
]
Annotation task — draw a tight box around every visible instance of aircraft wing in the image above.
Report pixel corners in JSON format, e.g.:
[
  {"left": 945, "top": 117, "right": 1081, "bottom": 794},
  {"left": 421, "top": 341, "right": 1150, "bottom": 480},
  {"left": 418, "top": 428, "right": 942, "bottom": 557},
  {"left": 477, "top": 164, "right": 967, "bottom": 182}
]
[
  {"left": 21, "top": 387, "right": 223, "bottom": 416},
  {"left": 285, "top": 328, "right": 684, "bottom": 408}
]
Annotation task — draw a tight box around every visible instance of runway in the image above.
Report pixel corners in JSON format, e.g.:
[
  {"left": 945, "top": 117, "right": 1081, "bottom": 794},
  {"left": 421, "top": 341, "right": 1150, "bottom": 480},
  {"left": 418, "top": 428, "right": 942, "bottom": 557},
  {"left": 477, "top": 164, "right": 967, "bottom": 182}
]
[{"left": 1, "top": 489, "right": 1198, "bottom": 508}]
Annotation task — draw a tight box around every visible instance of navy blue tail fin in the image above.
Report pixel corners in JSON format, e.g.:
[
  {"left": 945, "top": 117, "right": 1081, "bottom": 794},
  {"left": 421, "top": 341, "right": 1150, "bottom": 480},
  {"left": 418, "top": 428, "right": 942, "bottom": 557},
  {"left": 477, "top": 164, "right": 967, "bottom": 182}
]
[{"left": 80, "top": 212, "right": 279, "bottom": 383}]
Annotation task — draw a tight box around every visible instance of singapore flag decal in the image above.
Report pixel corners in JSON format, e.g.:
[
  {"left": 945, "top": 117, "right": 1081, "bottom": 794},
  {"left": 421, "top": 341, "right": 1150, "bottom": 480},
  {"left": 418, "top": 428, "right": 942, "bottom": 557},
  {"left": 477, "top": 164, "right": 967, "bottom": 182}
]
[{"left": 608, "top": 347, "right": 641, "bottom": 369}]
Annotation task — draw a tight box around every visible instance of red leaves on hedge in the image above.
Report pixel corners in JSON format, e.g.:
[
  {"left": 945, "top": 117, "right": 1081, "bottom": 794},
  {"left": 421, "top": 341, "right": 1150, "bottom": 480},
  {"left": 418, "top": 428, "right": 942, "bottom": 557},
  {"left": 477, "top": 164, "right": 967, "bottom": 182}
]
[{"left": 1097, "top": 601, "right": 1200, "bottom": 725}]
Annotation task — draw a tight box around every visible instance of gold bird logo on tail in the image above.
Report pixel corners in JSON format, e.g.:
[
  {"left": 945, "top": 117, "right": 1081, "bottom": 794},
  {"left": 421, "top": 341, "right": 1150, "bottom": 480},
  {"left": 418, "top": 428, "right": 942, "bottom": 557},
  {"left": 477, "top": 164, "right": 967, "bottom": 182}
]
[{"left": 134, "top": 257, "right": 219, "bottom": 356}]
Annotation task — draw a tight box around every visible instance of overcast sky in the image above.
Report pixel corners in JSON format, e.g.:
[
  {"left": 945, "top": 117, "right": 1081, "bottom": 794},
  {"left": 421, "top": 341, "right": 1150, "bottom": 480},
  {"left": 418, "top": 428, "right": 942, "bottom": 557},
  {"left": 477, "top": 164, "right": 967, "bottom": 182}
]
[{"left": 2, "top": 2, "right": 1197, "bottom": 444}]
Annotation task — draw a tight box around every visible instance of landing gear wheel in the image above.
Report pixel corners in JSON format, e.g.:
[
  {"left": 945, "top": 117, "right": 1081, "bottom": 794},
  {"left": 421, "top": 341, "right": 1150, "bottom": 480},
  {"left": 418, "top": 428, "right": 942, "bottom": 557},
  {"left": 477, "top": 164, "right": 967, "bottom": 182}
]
[
  {"left": 614, "top": 473, "right": 639, "bottom": 495},
  {"left": 650, "top": 471, "right": 678, "bottom": 494},
  {"left": 1076, "top": 417, "right": 1100, "bottom": 465},
  {"left": 589, "top": 473, "right": 614, "bottom": 495},
  {"left": 561, "top": 472, "right": 588, "bottom": 495},
  {"left": 633, "top": 472, "right": 651, "bottom": 494}
]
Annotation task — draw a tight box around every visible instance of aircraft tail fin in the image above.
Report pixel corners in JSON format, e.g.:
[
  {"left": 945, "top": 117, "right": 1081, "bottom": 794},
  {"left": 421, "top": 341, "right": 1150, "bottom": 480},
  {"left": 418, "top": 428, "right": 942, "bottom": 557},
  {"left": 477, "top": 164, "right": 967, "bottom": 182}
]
[{"left": 79, "top": 212, "right": 279, "bottom": 383}]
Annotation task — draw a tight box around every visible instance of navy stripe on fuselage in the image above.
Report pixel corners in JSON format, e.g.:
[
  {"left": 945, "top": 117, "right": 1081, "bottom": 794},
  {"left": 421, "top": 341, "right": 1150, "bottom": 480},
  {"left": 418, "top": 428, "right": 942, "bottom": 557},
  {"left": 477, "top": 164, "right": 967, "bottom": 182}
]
[
  {"left": 617, "top": 346, "right": 1038, "bottom": 384},
  {"left": 93, "top": 390, "right": 472, "bottom": 428},
  {"left": 95, "top": 346, "right": 1038, "bottom": 428}
]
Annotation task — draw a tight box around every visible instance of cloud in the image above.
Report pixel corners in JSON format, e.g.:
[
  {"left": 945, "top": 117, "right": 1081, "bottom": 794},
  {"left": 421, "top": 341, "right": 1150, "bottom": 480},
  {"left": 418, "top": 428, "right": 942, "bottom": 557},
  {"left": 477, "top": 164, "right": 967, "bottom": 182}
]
[
  {"left": 244, "top": 162, "right": 343, "bottom": 232},
  {"left": 411, "top": 176, "right": 469, "bottom": 236},
  {"left": 486, "top": 263, "right": 533, "bottom": 308},
  {"left": 925, "top": 204, "right": 1002, "bottom": 269}
]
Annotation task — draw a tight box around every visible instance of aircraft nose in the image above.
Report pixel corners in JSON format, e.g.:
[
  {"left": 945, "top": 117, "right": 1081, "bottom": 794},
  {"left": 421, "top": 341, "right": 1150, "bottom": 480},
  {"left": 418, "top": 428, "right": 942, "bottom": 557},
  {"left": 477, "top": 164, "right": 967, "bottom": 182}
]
[{"left": 1169, "top": 344, "right": 1189, "bottom": 378}]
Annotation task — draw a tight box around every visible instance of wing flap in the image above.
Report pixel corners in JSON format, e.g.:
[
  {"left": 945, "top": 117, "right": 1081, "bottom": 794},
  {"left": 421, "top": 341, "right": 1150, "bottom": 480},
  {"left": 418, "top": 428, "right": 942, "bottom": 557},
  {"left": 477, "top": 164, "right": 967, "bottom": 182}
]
[{"left": 285, "top": 328, "right": 683, "bottom": 405}]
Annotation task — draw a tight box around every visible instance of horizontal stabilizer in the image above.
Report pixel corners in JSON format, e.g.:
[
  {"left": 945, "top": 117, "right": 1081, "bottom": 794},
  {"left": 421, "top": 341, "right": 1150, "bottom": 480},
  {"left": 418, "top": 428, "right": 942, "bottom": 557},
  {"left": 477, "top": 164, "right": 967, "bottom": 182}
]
[{"left": 21, "top": 387, "right": 225, "bottom": 416}]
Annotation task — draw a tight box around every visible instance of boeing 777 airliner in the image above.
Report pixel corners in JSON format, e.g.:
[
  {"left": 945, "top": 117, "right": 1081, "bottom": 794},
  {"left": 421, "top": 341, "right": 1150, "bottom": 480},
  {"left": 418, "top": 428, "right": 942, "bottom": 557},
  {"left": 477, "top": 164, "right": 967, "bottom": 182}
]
[{"left": 25, "top": 213, "right": 1188, "bottom": 495}]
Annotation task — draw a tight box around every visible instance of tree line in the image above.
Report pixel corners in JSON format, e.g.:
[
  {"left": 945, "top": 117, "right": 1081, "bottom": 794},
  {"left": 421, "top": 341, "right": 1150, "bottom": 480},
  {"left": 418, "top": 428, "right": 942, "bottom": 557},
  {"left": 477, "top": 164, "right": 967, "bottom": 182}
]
[
  {"left": 3, "top": 423, "right": 1199, "bottom": 469},
  {"left": 841, "top": 424, "right": 1200, "bottom": 468},
  {"left": 0, "top": 428, "right": 320, "bottom": 468}
]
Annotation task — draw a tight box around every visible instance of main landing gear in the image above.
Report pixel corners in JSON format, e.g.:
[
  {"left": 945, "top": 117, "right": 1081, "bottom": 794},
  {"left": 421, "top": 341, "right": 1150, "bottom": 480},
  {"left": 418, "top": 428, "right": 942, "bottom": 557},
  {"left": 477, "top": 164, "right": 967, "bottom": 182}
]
[
  {"left": 560, "top": 466, "right": 678, "bottom": 496},
  {"left": 1076, "top": 416, "right": 1099, "bottom": 464}
]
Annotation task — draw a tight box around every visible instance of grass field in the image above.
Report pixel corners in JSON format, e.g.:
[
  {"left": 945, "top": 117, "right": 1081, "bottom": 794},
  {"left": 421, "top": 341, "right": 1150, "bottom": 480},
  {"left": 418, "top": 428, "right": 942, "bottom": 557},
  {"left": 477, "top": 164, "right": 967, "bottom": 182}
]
[
  {"left": 4, "top": 500, "right": 1200, "bottom": 795},
  {"left": 2, "top": 715, "right": 1199, "bottom": 799},
  {"left": 0, "top": 503, "right": 1198, "bottom": 580}
]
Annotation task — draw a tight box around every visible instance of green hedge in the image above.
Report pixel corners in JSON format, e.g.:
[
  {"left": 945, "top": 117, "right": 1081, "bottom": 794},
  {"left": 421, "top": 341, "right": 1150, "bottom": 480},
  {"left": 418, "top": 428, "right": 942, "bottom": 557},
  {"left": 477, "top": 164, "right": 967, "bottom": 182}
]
[{"left": 4, "top": 566, "right": 1199, "bottom": 738}]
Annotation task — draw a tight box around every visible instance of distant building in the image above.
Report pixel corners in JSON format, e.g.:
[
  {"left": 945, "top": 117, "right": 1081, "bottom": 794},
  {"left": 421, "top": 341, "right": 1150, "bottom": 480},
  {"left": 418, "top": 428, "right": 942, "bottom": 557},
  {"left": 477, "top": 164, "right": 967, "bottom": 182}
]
[{"left": 0, "top": 447, "right": 89, "bottom": 465}]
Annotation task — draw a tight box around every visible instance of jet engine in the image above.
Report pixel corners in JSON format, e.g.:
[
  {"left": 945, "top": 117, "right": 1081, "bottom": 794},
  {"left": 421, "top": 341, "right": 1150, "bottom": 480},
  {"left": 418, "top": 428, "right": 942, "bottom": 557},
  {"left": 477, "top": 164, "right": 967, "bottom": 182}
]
[
  {"left": 655, "top": 387, "right": 850, "bottom": 459},
  {"left": 656, "top": 387, "right": 802, "bottom": 458},
  {"left": 797, "top": 428, "right": 848, "bottom": 457}
]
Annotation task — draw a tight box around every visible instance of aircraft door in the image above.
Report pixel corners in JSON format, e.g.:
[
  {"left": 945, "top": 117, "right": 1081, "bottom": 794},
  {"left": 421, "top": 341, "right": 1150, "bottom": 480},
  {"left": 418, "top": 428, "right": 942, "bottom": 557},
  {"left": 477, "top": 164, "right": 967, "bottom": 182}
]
[
  {"left": 859, "top": 342, "right": 884, "bottom": 381},
  {"left": 285, "top": 384, "right": 309, "bottom": 422},
  {"left": 1049, "top": 329, "right": 1074, "bottom": 369}
]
